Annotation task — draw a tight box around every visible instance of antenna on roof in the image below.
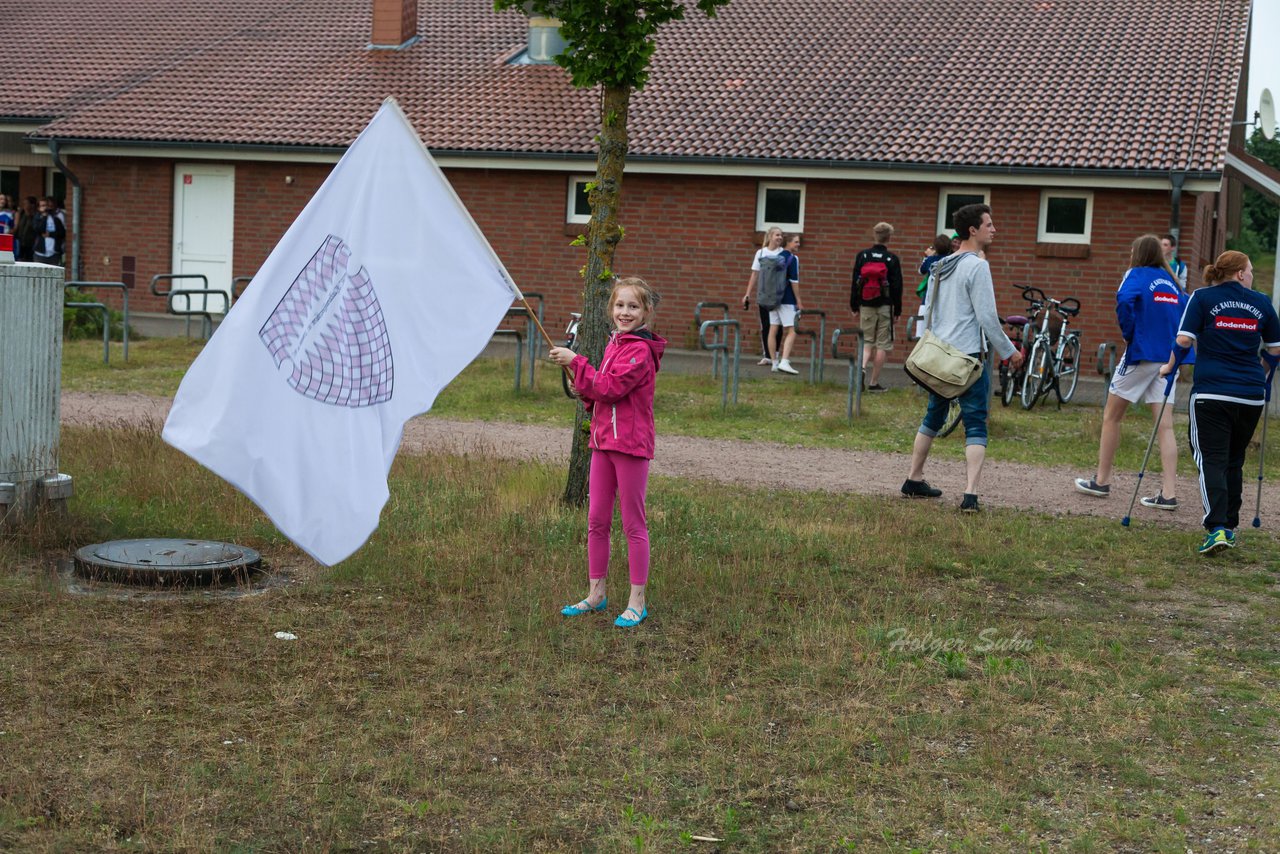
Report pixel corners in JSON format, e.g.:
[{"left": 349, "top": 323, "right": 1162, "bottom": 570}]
[{"left": 1260, "top": 89, "right": 1276, "bottom": 141}]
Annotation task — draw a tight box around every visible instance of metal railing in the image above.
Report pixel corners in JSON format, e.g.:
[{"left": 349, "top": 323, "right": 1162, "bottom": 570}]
[
  {"left": 504, "top": 293, "right": 544, "bottom": 389},
  {"left": 491, "top": 327, "right": 525, "bottom": 391},
  {"left": 831, "top": 327, "right": 866, "bottom": 421},
  {"left": 64, "top": 280, "right": 130, "bottom": 363},
  {"left": 1096, "top": 342, "right": 1117, "bottom": 382},
  {"left": 232, "top": 276, "right": 253, "bottom": 303},
  {"left": 792, "top": 309, "right": 827, "bottom": 383},
  {"left": 150, "top": 273, "right": 229, "bottom": 340},
  {"left": 698, "top": 318, "right": 740, "bottom": 409},
  {"left": 694, "top": 302, "right": 732, "bottom": 379}
]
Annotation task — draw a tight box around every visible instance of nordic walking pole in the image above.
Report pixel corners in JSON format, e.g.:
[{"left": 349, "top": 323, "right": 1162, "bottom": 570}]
[
  {"left": 1122, "top": 369, "right": 1176, "bottom": 527},
  {"left": 1252, "top": 361, "right": 1277, "bottom": 527}
]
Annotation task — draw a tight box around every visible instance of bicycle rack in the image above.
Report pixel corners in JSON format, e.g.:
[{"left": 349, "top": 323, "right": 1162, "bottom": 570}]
[
  {"left": 501, "top": 299, "right": 541, "bottom": 392},
  {"left": 832, "top": 327, "right": 865, "bottom": 421},
  {"left": 231, "top": 275, "right": 254, "bottom": 303},
  {"left": 698, "top": 319, "right": 740, "bottom": 409},
  {"left": 694, "top": 302, "right": 732, "bottom": 379},
  {"left": 520, "top": 292, "right": 545, "bottom": 389},
  {"left": 65, "top": 281, "right": 130, "bottom": 363},
  {"left": 150, "top": 273, "right": 228, "bottom": 340},
  {"left": 793, "top": 309, "right": 827, "bottom": 383},
  {"left": 1096, "top": 342, "right": 1117, "bottom": 382},
  {"left": 492, "top": 326, "right": 525, "bottom": 391}
]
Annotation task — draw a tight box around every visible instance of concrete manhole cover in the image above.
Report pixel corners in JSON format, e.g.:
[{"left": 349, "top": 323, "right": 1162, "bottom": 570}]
[{"left": 73, "top": 538, "right": 262, "bottom": 586}]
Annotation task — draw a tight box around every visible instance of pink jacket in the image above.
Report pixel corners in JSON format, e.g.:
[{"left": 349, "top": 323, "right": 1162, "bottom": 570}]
[{"left": 571, "top": 329, "right": 667, "bottom": 459}]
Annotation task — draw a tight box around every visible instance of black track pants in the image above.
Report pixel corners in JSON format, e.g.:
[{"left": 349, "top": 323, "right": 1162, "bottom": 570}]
[{"left": 1189, "top": 395, "right": 1264, "bottom": 531}]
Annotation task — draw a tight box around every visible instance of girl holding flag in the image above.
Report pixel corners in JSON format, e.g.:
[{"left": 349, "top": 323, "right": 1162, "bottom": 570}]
[
  {"left": 549, "top": 277, "right": 667, "bottom": 627},
  {"left": 1161, "top": 251, "right": 1280, "bottom": 554}
]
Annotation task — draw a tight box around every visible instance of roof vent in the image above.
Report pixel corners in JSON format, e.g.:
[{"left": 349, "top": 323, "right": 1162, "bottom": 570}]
[
  {"left": 370, "top": 0, "right": 419, "bottom": 50},
  {"left": 526, "top": 17, "right": 567, "bottom": 63}
]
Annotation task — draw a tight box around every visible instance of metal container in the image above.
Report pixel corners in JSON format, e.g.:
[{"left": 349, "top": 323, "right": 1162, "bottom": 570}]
[{"left": 1, "top": 262, "right": 73, "bottom": 519}]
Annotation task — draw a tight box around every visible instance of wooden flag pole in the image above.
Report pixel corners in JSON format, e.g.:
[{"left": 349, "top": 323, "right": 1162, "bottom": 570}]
[{"left": 519, "top": 294, "right": 574, "bottom": 381}]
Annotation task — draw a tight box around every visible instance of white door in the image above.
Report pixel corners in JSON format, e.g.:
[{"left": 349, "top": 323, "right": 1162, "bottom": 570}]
[{"left": 172, "top": 163, "right": 234, "bottom": 313}]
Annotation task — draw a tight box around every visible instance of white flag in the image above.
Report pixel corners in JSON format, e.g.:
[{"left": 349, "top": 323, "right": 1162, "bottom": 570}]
[{"left": 162, "top": 99, "right": 517, "bottom": 565}]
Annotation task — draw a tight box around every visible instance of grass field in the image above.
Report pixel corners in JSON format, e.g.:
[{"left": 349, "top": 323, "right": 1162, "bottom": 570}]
[
  {"left": 2, "top": 424, "right": 1280, "bottom": 850},
  {"left": 58, "top": 337, "right": 1280, "bottom": 480}
]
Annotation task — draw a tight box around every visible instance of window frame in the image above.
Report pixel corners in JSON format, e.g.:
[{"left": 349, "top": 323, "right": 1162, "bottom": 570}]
[
  {"left": 566, "top": 174, "right": 593, "bottom": 224},
  {"left": 936, "top": 186, "right": 990, "bottom": 235},
  {"left": 755, "top": 182, "right": 806, "bottom": 232},
  {"left": 1037, "top": 189, "right": 1094, "bottom": 245}
]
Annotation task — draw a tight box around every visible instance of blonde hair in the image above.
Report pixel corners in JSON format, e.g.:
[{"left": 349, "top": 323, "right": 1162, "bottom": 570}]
[
  {"left": 1202, "top": 250, "right": 1250, "bottom": 285},
  {"left": 761, "top": 226, "right": 783, "bottom": 249},
  {"left": 873, "top": 222, "right": 894, "bottom": 243},
  {"left": 610, "top": 276, "right": 659, "bottom": 326}
]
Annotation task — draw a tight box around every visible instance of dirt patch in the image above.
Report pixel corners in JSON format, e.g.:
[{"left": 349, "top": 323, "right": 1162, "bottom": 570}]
[{"left": 59, "top": 391, "right": 1280, "bottom": 533}]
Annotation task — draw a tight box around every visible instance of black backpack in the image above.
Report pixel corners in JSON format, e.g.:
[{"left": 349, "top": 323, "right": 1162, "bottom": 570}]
[{"left": 755, "top": 252, "right": 787, "bottom": 310}]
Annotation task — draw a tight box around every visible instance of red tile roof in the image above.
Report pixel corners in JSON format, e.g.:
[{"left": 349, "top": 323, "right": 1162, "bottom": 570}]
[{"left": 3, "top": 0, "right": 1251, "bottom": 174}]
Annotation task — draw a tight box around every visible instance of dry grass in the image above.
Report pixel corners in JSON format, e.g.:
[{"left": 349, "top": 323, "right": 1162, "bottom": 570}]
[{"left": 2, "top": 426, "right": 1280, "bottom": 850}]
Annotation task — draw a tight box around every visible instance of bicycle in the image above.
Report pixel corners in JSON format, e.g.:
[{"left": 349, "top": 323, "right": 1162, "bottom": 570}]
[
  {"left": 998, "top": 286, "right": 1042, "bottom": 407},
  {"left": 560, "top": 311, "right": 581, "bottom": 398},
  {"left": 1020, "top": 292, "right": 1082, "bottom": 410}
]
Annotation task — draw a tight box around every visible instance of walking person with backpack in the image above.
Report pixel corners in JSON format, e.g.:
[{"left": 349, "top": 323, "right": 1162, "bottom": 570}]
[
  {"left": 851, "top": 222, "right": 904, "bottom": 390},
  {"left": 1159, "top": 250, "right": 1280, "bottom": 555},
  {"left": 742, "top": 227, "right": 801, "bottom": 374},
  {"left": 1074, "top": 234, "right": 1190, "bottom": 509}
]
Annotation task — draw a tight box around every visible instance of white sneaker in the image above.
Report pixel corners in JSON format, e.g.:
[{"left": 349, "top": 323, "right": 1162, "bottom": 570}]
[
  {"left": 771, "top": 360, "right": 780, "bottom": 372},
  {"left": 757, "top": 357, "right": 772, "bottom": 366},
  {"left": 776, "top": 359, "right": 799, "bottom": 375}
]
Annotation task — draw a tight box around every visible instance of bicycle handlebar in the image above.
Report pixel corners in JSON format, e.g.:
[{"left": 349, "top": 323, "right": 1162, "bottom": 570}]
[
  {"left": 1019, "top": 285, "right": 1046, "bottom": 304},
  {"left": 1057, "top": 298, "right": 1081, "bottom": 317}
]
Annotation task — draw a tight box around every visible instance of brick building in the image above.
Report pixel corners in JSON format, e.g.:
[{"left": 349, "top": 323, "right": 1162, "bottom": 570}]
[{"left": 0, "top": 0, "right": 1260, "bottom": 360}]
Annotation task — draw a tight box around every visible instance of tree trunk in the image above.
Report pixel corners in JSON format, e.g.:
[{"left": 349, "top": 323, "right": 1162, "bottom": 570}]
[{"left": 563, "top": 84, "right": 631, "bottom": 506}]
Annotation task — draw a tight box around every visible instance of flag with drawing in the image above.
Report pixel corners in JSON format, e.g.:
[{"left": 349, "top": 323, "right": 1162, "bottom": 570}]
[{"left": 162, "top": 98, "right": 518, "bottom": 565}]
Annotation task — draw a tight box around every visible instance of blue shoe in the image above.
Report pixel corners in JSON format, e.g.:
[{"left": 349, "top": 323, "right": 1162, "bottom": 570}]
[
  {"left": 561, "top": 597, "right": 606, "bottom": 617},
  {"left": 1198, "top": 528, "right": 1234, "bottom": 555},
  {"left": 614, "top": 605, "right": 648, "bottom": 628}
]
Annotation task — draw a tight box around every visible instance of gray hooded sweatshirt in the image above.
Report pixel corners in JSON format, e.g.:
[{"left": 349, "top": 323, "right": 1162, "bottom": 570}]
[{"left": 923, "top": 251, "right": 1016, "bottom": 360}]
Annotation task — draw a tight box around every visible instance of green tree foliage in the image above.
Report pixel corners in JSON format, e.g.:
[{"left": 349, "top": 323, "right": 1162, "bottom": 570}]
[
  {"left": 493, "top": 0, "right": 730, "bottom": 504},
  {"left": 1242, "top": 130, "right": 1280, "bottom": 244}
]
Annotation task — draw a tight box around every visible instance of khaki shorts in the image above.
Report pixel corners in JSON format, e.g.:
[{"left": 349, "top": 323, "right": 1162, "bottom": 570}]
[
  {"left": 859, "top": 304, "right": 894, "bottom": 351},
  {"left": 1109, "top": 354, "right": 1176, "bottom": 405}
]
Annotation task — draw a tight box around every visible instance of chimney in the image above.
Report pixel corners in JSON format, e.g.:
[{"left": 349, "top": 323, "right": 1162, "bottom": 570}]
[{"left": 370, "top": 0, "right": 418, "bottom": 49}]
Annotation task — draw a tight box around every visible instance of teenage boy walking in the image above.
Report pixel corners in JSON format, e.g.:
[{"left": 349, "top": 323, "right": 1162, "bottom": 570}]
[{"left": 901, "top": 204, "right": 1022, "bottom": 512}]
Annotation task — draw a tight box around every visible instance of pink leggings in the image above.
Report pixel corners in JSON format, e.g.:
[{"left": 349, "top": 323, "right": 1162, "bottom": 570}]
[{"left": 587, "top": 450, "right": 651, "bottom": 586}]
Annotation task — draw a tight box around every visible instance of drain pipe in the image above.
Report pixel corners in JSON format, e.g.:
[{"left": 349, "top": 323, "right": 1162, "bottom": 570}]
[
  {"left": 1168, "top": 170, "right": 1186, "bottom": 245},
  {"left": 47, "top": 139, "right": 82, "bottom": 282}
]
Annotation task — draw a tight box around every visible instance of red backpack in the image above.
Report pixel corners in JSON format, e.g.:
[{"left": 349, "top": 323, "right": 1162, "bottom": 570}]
[{"left": 859, "top": 260, "right": 889, "bottom": 302}]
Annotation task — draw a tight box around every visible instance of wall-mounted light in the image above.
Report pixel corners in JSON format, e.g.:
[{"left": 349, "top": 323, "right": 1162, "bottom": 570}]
[{"left": 285, "top": 176, "right": 295, "bottom": 185}]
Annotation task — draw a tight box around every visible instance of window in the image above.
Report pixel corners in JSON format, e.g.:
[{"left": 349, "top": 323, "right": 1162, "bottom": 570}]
[
  {"left": 567, "top": 175, "right": 592, "bottom": 224},
  {"left": 756, "top": 182, "right": 805, "bottom": 231},
  {"left": 1038, "top": 190, "right": 1093, "bottom": 244},
  {"left": 937, "top": 187, "right": 989, "bottom": 235},
  {"left": 0, "top": 168, "right": 17, "bottom": 201}
]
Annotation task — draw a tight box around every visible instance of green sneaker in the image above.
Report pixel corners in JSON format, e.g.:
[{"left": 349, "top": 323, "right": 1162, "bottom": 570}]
[{"left": 1198, "top": 528, "right": 1234, "bottom": 555}]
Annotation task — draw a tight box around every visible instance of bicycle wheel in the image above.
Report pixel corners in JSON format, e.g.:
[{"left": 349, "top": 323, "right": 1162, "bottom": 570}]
[
  {"left": 938, "top": 397, "right": 963, "bottom": 437},
  {"left": 997, "top": 362, "right": 1011, "bottom": 407},
  {"left": 1003, "top": 364, "right": 1023, "bottom": 407},
  {"left": 1056, "top": 335, "right": 1081, "bottom": 403},
  {"left": 1021, "top": 340, "right": 1050, "bottom": 410}
]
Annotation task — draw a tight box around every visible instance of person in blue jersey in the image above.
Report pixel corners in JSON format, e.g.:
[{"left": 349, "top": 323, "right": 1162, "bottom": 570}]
[
  {"left": 1076, "top": 235, "right": 1190, "bottom": 509},
  {"left": 1160, "top": 250, "right": 1280, "bottom": 555}
]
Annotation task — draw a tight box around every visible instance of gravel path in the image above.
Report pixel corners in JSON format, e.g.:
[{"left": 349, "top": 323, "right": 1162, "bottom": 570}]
[{"left": 60, "top": 391, "right": 1276, "bottom": 532}]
